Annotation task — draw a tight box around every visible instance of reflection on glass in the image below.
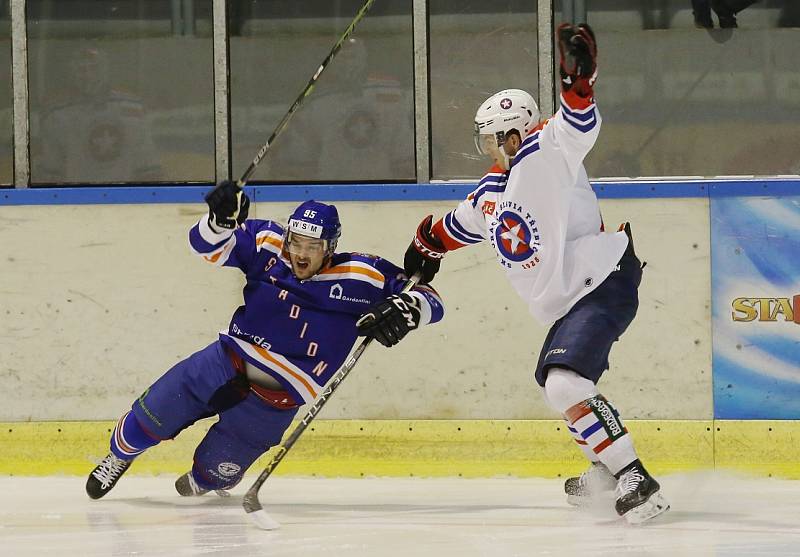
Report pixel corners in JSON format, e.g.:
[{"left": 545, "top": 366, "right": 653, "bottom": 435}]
[
  {"left": 28, "top": 0, "right": 215, "bottom": 185},
  {"left": 555, "top": 0, "right": 800, "bottom": 178},
  {"left": 0, "top": 4, "right": 11, "bottom": 185},
  {"left": 230, "top": 0, "right": 415, "bottom": 183},
  {"left": 429, "top": 1, "right": 538, "bottom": 180}
]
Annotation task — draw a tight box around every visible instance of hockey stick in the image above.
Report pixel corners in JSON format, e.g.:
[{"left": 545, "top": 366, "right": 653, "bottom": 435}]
[
  {"left": 243, "top": 272, "right": 422, "bottom": 530},
  {"left": 235, "top": 0, "right": 376, "bottom": 187}
]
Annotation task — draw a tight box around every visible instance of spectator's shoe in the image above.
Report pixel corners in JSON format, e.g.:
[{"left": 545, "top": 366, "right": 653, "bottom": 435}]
[
  {"left": 175, "top": 471, "right": 231, "bottom": 497},
  {"left": 614, "top": 461, "right": 670, "bottom": 524},
  {"left": 564, "top": 462, "right": 617, "bottom": 506},
  {"left": 86, "top": 453, "right": 132, "bottom": 499}
]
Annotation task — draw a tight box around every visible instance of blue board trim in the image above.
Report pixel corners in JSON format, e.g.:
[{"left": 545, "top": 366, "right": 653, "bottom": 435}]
[{"left": 1, "top": 178, "right": 798, "bottom": 205}]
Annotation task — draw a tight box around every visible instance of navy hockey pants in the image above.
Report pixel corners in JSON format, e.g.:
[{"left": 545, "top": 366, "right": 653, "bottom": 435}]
[
  {"left": 534, "top": 248, "right": 643, "bottom": 387},
  {"left": 131, "top": 340, "right": 298, "bottom": 490}
]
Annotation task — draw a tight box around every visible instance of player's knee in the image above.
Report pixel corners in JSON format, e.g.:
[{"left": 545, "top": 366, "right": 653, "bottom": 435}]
[
  {"left": 543, "top": 367, "right": 598, "bottom": 414},
  {"left": 191, "top": 458, "right": 246, "bottom": 491}
]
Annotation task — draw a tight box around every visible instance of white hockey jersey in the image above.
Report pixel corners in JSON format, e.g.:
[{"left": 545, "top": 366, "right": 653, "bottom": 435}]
[{"left": 432, "top": 90, "right": 628, "bottom": 325}]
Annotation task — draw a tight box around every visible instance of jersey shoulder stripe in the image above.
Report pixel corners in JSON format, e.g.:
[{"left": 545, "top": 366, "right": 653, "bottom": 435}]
[
  {"left": 510, "top": 137, "right": 541, "bottom": 170},
  {"left": 316, "top": 258, "right": 385, "bottom": 288},
  {"left": 255, "top": 229, "right": 283, "bottom": 254},
  {"left": 470, "top": 173, "right": 508, "bottom": 207}
]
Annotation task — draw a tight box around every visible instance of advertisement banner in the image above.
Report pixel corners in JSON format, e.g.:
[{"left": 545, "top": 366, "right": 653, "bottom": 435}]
[{"left": 711, "top": 196, "right": 800, "bottom": 418}]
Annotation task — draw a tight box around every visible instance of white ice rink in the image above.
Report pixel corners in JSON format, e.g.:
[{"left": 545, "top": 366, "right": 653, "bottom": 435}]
[{"left": 1, "top": 474, "right": 799, "bottom": 556}]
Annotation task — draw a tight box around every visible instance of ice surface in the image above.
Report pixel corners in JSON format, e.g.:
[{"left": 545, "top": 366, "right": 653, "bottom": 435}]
[{"left": 1, "top": 473, "right": 799, "bottom": 556}]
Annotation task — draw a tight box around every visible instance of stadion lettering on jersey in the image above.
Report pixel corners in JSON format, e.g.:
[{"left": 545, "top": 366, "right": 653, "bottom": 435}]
[
  {"left": 731, "top": 294, "right": 800, "bottom": 324},
  {"left": 488, "top": 201, "right": 541, "bottom": 270}
]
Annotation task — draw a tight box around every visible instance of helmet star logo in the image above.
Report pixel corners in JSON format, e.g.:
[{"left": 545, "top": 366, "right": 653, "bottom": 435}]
[{"left": 500, "top": 98, "right": 512, "bottom": 109}]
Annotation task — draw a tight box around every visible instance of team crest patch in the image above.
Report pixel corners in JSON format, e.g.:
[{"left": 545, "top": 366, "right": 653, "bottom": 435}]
[
  {"left": 218, "top": 462, "right": 241, "bottom": 477},
  {"left": 489, "top": 206, "right": 541, "bottom": 268}
]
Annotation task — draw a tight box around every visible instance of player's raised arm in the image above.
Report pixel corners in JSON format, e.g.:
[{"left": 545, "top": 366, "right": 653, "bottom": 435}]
[
  {"left": 188, "top": 179, "right": 261, "bottom": 271},
  {"left": 544, "top": 23, "right": 601, "bottom": 171}
]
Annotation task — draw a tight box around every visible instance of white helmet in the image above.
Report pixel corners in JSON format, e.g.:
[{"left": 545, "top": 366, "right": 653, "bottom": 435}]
[{"left": 473, "top": 89, "right": 540, "bottom": 159}]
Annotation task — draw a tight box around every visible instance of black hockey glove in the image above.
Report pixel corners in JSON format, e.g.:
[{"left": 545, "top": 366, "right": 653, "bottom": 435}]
[
  {"left": 205, "top": 179, "right": 250, "bottom": 231},
  {"left": 356, "top": 293, "right": 422, "bottom": 348},
  {"left": 557, "top": 22, "right": 597, "bottom": 98},
  {"left": 404, "top": 215, "right": 447, "bottom": 284}
]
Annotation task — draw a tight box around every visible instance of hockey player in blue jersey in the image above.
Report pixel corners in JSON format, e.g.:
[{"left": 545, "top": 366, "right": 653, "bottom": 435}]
[
  {"left": 403, "top": 23, "right": 668, "bottom": 524},
  {"left": 86, "top": 181, "right": 443, "bottom": 499}
]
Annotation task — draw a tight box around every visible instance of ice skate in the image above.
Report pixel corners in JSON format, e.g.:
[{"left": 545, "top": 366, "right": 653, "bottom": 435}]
[
  {"left": 175, "top": 471, "right": 230, "bottom": 497},
  {"left": 86, "top": 453, "right": 132, "bottom": 499},
  {"left": 564, "top": 462, "right": 617, "bottom": 506},
  {"left": 614, "top": 462, "right": 670, "bottom": 524}
]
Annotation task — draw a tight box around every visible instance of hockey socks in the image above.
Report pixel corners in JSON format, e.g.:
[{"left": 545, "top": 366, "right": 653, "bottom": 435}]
[
  {"left": 564, "top": 395, "right": 637, "bottom": 475},
  {"left": 110, "top": 411, "right": 160, "bottom": 460}
]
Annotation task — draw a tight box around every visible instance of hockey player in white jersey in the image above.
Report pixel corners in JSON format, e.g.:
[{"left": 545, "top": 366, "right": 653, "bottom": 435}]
[{"left": 403, "top": 23, "right": 669, "bottom": 524}]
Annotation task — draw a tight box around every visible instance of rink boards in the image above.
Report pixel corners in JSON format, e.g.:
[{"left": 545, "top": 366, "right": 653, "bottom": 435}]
[
  {"left": 3, "top": 419, "right": 799, "bottom": 478},
  {"left": 1, "top": 179, "right": 799, "bottom": 480}
]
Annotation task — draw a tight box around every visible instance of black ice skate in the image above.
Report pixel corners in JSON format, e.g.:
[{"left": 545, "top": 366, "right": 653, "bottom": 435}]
[
  {"left": 614, "top": 461, "right": 670, "bottom": 524},
  {"left": 175, "top": 471, "right": 230, "bottom": 497},
  {"left": 564, "top": 462, "right": 617, "bottom": 506},
  {"left": 86, "top": 453, "right": 132, "bottom": 499}
]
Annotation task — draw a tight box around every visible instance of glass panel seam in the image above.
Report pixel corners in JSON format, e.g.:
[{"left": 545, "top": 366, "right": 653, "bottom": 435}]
[
  {"left": 213, "top": 0, "right": 231, "bottom": 182},
  {"left": 10, "top": 0, "right": 29, "bottom": 188},
  {"left": 412, "top": 0, "right": 430, "bottom": 183}
]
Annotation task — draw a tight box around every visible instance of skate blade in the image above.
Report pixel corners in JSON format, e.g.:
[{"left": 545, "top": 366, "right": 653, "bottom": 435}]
[
  {"left": 623, "top": 491, "right": 670, "bottom": 524},
  {"left": 247, "top": 509, "right": 281, "bottom": 530},
  {"left": 566, "top": 494, "right": 586, "bottom": 506}
]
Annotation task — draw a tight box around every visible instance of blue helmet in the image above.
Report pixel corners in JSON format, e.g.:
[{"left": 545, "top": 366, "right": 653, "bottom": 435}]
[{"left": 285, "top": 200, "right": 341, "bottom": 260}]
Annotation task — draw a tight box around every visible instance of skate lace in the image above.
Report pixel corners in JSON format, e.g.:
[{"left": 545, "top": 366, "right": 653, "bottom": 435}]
[
  {"left": 615, "top": 468, "right": 645, "bottom": 497},
  {"left": 187, "top": 473, "right": 207, "bottom": 495},
  {"left": 92, "top": 455, "right": 128, "bottom": 489}
]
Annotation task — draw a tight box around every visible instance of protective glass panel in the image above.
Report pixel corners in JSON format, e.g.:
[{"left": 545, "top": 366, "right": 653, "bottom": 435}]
[
  {"left": 230, "top": 0, "right": 415, "bottom": 183},
  {"left": 555, "top": 0, "right": 800, "bottom": 178},
  {"left": 429, "top": 1, "right": 539, "bottom": 180},
  {"left": 27, "top": 0, "right": 215, "bottom": 185},
  {"left": 0, "top": 5, "right": 11, "bottom": 185}
]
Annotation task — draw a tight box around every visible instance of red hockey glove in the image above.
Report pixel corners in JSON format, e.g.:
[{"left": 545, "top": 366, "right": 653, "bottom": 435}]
[
  {"left": 558, "top": 22, "right": 597, "bottom": 98},
  {"left": 404, "top": 215, "right": 447, "bottom": 284}
]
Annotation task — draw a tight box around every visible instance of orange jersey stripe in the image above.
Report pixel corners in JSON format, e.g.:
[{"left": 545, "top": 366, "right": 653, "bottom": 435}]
[
  {"left": 256, "top": 235, "right": 282, "bottom": 250},
  {"left": 321, "top": 265, "right": 383, "bottom": 282},
  {"left": 252, "top": 345, "right": 318, "bottom": 399},
  {"left": 204, "top": 251, "right": 223, "bottom": 263}
]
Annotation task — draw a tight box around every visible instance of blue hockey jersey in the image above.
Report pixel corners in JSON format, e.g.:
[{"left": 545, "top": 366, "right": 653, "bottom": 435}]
[{"left": 188, "top": 216, "right": 444, "bottom": 404}]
